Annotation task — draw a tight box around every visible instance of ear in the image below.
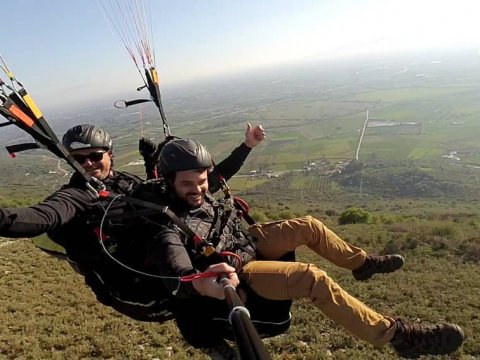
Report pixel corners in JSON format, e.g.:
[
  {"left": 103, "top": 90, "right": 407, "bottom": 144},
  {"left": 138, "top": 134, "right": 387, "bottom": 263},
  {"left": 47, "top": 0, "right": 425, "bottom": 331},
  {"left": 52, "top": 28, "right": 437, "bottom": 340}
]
[{"left": 166, "top": 173, "right": 176, "bottom": 186}]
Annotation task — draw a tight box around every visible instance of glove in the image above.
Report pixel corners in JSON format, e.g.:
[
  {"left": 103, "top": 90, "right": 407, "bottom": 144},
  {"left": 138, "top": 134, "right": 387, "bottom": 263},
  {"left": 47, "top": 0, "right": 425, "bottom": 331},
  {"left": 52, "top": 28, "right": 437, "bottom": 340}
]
[
  {"left": 139, "top": 137, "right": 158, "bottom": 179},
  {"left": 139, "top": 137, "right": 157, "bottom": 157}
]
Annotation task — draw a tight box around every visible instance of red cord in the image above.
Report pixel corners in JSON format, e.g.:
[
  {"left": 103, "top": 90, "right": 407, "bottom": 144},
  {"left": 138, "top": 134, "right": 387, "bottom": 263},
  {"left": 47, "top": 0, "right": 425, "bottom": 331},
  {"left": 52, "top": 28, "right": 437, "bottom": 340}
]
[
  {"left": 180, "top": 272, "right": 221, "bottom": 282},
  {"left": 219, "top": 251, "right": 243, "bottom": 270},
  {"left": 179, "top": 252, "right": 242, "bottom": 282}
]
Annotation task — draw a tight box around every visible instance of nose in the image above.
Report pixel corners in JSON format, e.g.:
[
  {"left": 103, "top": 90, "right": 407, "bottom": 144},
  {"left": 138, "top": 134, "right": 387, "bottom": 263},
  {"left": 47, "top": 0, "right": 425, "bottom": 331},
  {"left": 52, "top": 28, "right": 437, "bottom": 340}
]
[{"left": 82, "top": 158, "right": 94, "bottom": 166}]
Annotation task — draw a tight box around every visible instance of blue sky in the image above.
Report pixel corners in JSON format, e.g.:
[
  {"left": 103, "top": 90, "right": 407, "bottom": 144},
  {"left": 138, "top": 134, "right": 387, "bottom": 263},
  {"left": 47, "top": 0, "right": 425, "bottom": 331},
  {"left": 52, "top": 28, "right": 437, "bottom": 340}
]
[{"left": 1, "top": 0, "right": 480, "bottom": 109}]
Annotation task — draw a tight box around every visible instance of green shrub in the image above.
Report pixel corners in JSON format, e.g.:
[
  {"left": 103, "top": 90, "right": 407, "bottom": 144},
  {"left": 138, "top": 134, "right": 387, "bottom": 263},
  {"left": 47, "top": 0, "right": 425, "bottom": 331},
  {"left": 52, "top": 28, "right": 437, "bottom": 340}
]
[
  {"left": 388, "top": 222, "right": 413, "bottom": 233},
  {"left": 468, "top": 220, "right": 478, "bottom": 230},
  {"left": 405, "top": 216, "right": 420, "bottom": 223},
  {"left": 404, "top": 237, "right": 420, "bottom": 250},
  {"left": 378, "top": 214, "right": 400, "bottom": 225},
  {"left": 382, "top": 239, "right": 402, "bottom": 254},
  {"left": 278, "top": 210, "right": 294, "bottom": 219},
  {"left": 338, "top": 207, "right": 372, "bottom": 225},
  {"left": 430, "top": 236, "right": 449, "bottom": 252},
  {"left": 431, "top": 224, "right": 456, "bottom": 237},
  {"left": 325, "top": 209, "right": 337, "bottom": 217},
  {"left": 458, "top": 241, "right": 480, "bottom": 263},
  {"left": 249, "top": 209, "right": 269, "bottom": 223},
  {"left": 265, "top": 211, "right": 281, "bottom": 221}
]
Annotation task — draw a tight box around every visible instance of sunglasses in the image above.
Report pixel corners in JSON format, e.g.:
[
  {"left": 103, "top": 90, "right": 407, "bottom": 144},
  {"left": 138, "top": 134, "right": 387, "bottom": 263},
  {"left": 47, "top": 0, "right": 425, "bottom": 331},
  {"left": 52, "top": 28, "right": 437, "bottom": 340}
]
[{"left": 72, "top": 151, "right": 106, "bottom": 164}]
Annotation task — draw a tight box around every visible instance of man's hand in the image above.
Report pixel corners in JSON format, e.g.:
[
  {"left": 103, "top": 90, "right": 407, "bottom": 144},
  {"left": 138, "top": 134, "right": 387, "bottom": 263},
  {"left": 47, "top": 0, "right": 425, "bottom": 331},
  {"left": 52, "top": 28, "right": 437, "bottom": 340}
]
[
  {"left": 244, "top": 123, "right": 266, "bottom": 148},
  {"left": 192, "top": 263, "right": 239, "bottom": 300}
]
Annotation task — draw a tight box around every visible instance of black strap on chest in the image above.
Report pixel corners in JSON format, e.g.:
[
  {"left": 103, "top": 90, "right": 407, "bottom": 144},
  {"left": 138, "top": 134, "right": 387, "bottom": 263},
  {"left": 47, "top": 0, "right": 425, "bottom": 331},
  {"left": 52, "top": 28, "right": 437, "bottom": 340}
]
[
  {"left": 102, "top": 193, "right": 221, "bottom": 257},
  {"left": 211, "top": 198, "right": 238, "bottom": 245},
  {"left": 97, "top": 189, "right": 251, "bottom": 269},
  {"left": 101, "top": 192, "right": 206, "bottom": 249}
]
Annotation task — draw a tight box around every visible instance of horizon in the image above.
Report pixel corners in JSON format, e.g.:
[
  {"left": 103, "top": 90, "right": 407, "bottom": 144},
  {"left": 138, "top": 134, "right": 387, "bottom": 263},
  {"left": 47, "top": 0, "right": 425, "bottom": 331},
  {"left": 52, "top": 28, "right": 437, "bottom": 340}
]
[
  {"left": 2, "top": 0, "right": 480, "bottom": 111},
  {"left": 40, "top": 45, "right": 480, "bottom": 114}
]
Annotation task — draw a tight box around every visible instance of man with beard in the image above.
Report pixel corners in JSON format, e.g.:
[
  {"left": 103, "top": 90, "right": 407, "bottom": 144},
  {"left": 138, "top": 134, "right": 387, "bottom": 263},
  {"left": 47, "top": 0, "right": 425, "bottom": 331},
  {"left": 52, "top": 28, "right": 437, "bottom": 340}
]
[{"left": 145, "top": 138, "right": 464, "bottom": 359}]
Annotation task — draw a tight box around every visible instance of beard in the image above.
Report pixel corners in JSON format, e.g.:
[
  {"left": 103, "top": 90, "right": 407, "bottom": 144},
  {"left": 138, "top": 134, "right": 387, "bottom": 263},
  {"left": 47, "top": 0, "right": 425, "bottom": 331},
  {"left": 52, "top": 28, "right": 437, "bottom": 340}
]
[
  {"left": 185, "top": 192, "right": 204, "bottom": 208},
  {"left": 175, "top": 190, "right": 205, "bottom": 209}
]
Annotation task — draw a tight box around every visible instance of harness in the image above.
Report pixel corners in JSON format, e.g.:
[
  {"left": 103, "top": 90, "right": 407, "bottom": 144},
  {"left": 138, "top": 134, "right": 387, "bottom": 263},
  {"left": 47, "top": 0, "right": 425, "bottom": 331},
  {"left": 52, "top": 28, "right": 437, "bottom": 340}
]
[
  {"left": 110, "top": 179, "right": 256, "bottom": 272},
  {"left": 139, "top": 184, "right": 293, "bottom": 341},
  {"left": 47, "top": 176, "right": 292, "bottom": 342},
  {"left": 176, "top": 193, "right": 256, "bottom": 272}
]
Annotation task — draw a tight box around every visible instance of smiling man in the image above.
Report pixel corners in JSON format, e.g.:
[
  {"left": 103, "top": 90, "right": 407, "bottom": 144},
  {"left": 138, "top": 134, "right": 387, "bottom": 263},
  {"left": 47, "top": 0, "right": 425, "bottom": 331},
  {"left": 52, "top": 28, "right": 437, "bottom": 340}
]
[
  {"left": 174, "top": 168, "right": 208, "bottom": 208},
  {"left": 0, "top": 123, "right": 143, "bottom": 259},
  {"left": 70, "top": 148, "right": 110, "bottom": 179},
  {"left": 147, "top": 138, "right": 465, "bottom": 358},
  {"left": 65, "top": 124, "right": 114, "bottom": 180},
  {"left": 0, "top": 124, "right": 128, "bottom": 237}
]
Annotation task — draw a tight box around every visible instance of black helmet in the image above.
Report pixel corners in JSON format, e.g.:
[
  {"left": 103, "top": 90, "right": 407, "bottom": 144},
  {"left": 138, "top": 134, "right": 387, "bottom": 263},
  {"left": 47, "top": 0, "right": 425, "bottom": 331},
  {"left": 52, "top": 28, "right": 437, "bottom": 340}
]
[
  {"left": 62, "top": 124, "right": 112, "bottom": 151},
  {"left": 159, "top": 138, "right": 212, "bottom": 175}
]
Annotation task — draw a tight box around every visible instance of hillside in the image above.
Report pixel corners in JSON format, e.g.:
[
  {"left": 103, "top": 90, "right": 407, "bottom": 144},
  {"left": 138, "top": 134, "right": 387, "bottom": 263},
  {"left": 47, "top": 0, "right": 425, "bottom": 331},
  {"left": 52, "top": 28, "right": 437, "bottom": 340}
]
[
  {"left": 332, "top": 159, "right": 480, "bottom": 200},
  {"left": 2, "top": 194, "right": 480, "bottom": 359}
]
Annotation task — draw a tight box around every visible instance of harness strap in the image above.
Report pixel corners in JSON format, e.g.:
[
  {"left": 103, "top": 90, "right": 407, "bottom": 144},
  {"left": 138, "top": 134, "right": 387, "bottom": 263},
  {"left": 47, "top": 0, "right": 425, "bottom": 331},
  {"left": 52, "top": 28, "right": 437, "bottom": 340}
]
[
  {"left": 234, "top": 197, "right": 256, "bottom": 225},
  {"left": 98, "top": 192, "right": 252, "bottom": 269},
  {"left": 119, "top": 195, "right": 203, "bottom": 245},
  {"left": 211, "top": 203, "right": 224, "bottom": 242}
]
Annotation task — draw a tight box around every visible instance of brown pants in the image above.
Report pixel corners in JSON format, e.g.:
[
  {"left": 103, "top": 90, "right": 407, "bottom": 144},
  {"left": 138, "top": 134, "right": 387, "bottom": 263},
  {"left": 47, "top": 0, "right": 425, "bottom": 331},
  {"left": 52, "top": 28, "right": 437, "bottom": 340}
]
[{"left": 242, "top": 215, "right": 396, "bottom": 347}]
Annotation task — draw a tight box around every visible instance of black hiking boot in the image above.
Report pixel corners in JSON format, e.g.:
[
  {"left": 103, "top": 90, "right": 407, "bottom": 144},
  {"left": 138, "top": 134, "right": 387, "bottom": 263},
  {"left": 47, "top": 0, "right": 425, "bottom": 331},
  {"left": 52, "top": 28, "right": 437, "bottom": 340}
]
[
  {"left": 390, "top": 319, "right": 464, "bottom": 358},
  {"left": 352, "top": 254, "right": 404, "bottom": 281}
]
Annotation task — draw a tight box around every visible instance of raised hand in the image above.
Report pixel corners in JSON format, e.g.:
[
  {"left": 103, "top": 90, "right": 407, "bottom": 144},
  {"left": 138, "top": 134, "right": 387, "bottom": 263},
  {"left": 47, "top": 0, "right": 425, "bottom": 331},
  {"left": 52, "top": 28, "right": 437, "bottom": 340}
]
[{"left": 244, "top": 123, "right": 266, "bottom": 148}]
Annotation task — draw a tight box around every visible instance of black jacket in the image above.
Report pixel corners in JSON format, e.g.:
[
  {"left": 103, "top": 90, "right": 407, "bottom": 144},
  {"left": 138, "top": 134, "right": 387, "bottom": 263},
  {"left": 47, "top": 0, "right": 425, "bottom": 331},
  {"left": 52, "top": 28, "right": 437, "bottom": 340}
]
[
  {"left": 208, "top": 142, "right": 252, "bottom": 193},
  {"left": 0, "top": 170, "right": 165, "bottom": 317},
  {"left": 145, "top": 192, "right": 256, "bottom": 299},
  {"left": 0, "top": 171, "right": 138, "bottom": 239},
  {"left": 143, "top": 191, "right": 293, "bottom": 348}
]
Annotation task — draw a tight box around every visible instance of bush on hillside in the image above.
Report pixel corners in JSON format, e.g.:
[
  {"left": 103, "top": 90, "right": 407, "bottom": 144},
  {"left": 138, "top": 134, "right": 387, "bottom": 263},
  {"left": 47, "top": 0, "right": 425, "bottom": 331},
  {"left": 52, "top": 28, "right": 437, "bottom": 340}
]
[
  {"left": 431, "top": 224, "right": 456, "bottom": 238},
  {"left": 338, "top": 207, "right": 372, "bottom": 225},
  {"left": 249, "top": 209, "right": 269, "bottom": 223},
  {"left": 458, "top": 241, "right": 480, "bottom": 263},
  {"left": 325, "top": 209, "right": 337, "bottom": 217},
  {"left": 278, "top": 210, "right": 295, "bottom": 219}
]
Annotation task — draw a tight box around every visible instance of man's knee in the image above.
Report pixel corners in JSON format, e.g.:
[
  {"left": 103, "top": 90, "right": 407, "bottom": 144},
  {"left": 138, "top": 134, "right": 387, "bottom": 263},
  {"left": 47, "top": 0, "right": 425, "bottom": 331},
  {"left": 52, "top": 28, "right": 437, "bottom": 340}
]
[
  {"left": 287, "top": 262, "right": 334, "bottom": 300},
  {"left": 306, "top": 264, "right": 348, "bottom": 307},
  {"left": 292, "top": 215, "right": 327, "bottom": 238}
]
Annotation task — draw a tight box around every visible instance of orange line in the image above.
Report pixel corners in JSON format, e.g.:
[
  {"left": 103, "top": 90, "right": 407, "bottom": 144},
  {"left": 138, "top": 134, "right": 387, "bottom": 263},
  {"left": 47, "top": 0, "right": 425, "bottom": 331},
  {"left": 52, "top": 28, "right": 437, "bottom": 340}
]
[{"left": 8, "top": 103, "right": 35, "bottom": 127}]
